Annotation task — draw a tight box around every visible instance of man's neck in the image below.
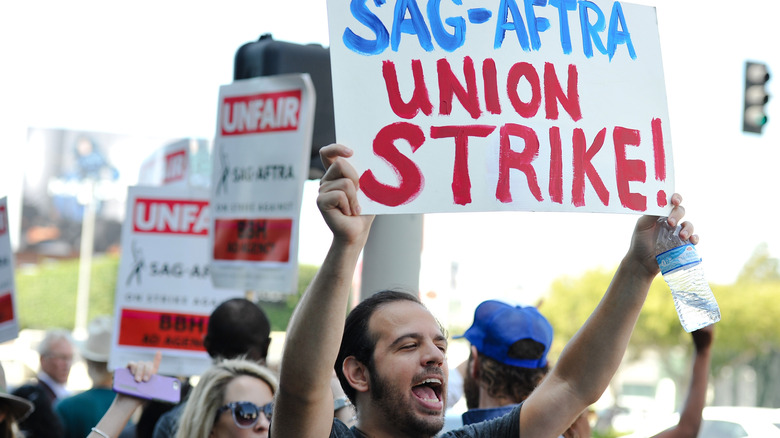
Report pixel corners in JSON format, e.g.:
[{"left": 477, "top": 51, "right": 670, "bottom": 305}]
[
  {"left": 355, "top": 407, "right": 440, "bottom": 438},
  {"left": 37, "top": 371, "right": 69, "bottom": 400},
  {"left": 354, "top": 424, "right": 437, "bottom": 438},
  {"left": 477, "top": 386, "right": 518, "bottom": 409},
  {"left": 94, "top": 373, "right": 114, "bottom": 389}
]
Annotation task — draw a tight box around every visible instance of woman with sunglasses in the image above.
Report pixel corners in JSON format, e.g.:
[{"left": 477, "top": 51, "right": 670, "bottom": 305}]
[{"left": 176, "top": 358, "right": 278, "bottom": 438}]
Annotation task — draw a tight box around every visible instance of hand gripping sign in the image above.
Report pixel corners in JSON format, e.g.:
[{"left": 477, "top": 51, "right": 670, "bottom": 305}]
[
  {"left": 209, "top": 74, "right": 315, "bottom": 293},
  {"left": 326, "top": 0, "right": 674, "bottom": 215}
]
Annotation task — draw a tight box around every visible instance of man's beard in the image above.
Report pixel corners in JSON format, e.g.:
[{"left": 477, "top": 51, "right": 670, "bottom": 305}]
[{"left": 369, "top": 363, "right": 445, "bottom": 437}]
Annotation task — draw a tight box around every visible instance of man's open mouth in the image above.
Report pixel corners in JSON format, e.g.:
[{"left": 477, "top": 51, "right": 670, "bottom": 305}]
[{"left": 412, "top": 377, "right": 443, "bottom": 405}]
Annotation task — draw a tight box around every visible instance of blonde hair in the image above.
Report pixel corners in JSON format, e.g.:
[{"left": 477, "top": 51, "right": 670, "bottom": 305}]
[{"left": 175, "top": 358, "right": 278, "bottom": 438}]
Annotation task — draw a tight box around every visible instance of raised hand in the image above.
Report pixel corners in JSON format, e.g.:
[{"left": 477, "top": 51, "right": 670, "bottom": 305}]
[
  {"left": 317, "top": 144, "right": 374, "bottom": 245},
  {"left": 628, "top": 193, "right": 697, "bottom": 276}
]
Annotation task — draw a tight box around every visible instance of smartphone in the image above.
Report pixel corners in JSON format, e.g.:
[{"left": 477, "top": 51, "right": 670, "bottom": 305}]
[{"left": 112, "top": 367, "right": 181, "bottom": 404}]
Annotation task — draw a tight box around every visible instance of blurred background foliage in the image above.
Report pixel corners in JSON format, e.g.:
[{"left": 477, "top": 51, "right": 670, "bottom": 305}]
[
  {"left": 14, "top": 254, "right": 319, "bottom": 332},
  {"left": 542, "top": 243, "right": 780, "bottom": 408},
  {"left": 16, "top": 255, "right": 118, "bottom": 329},
  {"left": 14, "top": 243, "right": 780, "bottom": 409},
  {"left": 260, "top": 263, "right": 319, "bottom": 332}
]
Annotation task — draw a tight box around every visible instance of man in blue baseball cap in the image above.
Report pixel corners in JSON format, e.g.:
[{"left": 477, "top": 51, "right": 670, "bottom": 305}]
[{"left": 455, "top": 300, "right": 554, "bottom": 426}]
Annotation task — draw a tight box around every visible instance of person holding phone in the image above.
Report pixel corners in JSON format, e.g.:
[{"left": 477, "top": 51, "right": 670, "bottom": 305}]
[
  {"left": 88, "top": 352, "right": 164, "bottom": 438},
  {"left": 93, "top": 355, "right": 277, "bottom": 438}
]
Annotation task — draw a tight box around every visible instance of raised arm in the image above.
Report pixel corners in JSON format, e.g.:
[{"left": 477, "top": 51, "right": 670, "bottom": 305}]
[
  {"left": 89, "top": 352, "right": 161, "bottom": 438},
  {"left": 652, "top": 324, "right": 714, "bottom": 438},
  {"left": 521, "top": 194, "right": 696, "bottom": 438},
  {"left": 272, "top": 144, "right": 374, "bottom": 438}
]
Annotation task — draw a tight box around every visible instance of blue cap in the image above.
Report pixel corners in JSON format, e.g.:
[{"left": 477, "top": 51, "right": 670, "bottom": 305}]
[{"left": 455, "top": 300, "right": 553, "bottom": 369}]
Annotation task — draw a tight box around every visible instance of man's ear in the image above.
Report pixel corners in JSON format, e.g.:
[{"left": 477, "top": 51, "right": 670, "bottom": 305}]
[
  {"left": 343, "top": 356, "right": 370, "bottom": 394},
  {"left": 468, "top": 345, "right": 480, "bottom": 379}
]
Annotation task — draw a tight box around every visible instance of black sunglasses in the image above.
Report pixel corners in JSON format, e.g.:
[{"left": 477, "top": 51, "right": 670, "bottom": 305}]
[{"left": 215, "top": 401, "right": 273, "bottom": 429}]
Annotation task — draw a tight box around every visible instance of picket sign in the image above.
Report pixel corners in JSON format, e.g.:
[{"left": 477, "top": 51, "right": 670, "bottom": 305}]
[
  {"left": 0, "top": 197, "right": 20, "bottom": 343},
  {"left": 109, "top": 186, "right": 245, "bottom": 377},
  {"left": 209, "top": 74, "right": 315, "bottom": 293},
  {"left": 327, "top": 0, "right": 674, "bottom": 215}
]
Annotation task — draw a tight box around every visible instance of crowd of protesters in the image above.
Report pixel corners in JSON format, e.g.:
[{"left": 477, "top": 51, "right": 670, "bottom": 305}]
[
  {"left": 2, "top": 294, "right": 356, "bottom": 438},
  {"left": 0, "top": 146, "right": 717, "bottom": 438}
]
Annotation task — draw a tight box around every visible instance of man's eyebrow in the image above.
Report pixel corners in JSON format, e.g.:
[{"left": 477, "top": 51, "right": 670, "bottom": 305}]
[
  {"left": 389, "top": 333, "right": 423, "bottom": 348},
  {"left": 388, "top": 333, "right": 448, "bottom": 348}
]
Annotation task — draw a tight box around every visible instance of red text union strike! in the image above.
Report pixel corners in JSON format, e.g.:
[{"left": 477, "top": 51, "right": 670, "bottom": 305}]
[{"left": 359, "top": 57, "right": 667, "bottom": 212}]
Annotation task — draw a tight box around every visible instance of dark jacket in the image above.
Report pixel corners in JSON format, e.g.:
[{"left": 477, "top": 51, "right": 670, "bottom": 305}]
[{"left": 12, "top": 379, "right": 65, "bottom": 438}]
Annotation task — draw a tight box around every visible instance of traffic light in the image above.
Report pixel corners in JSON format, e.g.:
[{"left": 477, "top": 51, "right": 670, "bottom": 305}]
[{"left": 743, "top": 61, "right": 770, "bottom": 134}]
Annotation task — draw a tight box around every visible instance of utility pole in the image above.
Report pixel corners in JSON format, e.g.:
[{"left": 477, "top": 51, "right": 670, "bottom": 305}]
[{"left": 360, "top": 214, "right": 423, "bottom": 300}]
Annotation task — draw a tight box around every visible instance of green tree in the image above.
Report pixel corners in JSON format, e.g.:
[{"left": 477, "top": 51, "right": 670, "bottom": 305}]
[
  {"left": 736, "top": 243, "right": 780, "bottom": 284},
  {"left": 260, "top": 263, "right": 319, "bottom": 331},
  {"left": 714, "top": 244, "right": 780, "bottom": 407},
  {"left": 542, "top": 268, "right": 684, "bottom": 362},
  {"left": 14, "top": 254, "right": 320, "bottom": 333},
  {"left": 542, "top": 243, "right": 780, "bottom": 408},
  {"left": 15, "top": 255, "right": 119, "bottom": 329}
]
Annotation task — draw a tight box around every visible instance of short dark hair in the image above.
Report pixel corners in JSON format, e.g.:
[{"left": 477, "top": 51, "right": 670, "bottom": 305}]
[
  {"left": 204, "top": 298, "right": 271, "bottom": 363},
  {"left": 335, "top": 290, "right": 424, "bottom": 404}
]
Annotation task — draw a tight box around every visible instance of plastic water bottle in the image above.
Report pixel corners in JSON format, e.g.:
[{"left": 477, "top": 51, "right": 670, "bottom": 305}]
[{"left": 654, "top": 217, "right": 720, "bottom": 332}]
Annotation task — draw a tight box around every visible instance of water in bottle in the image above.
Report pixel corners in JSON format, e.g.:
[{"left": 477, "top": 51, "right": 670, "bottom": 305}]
[{"left": 655, "top": 217, "right": 720, "bottom": 332}]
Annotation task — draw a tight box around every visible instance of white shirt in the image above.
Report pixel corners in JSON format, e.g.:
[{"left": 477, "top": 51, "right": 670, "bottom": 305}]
[{"left": 38, "top": 371, "right": 70, "bottom": 401}]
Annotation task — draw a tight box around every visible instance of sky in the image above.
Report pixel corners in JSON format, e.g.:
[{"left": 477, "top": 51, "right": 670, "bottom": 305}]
[{"left": 1, "top": 0, "right": 779, "bottom": 315}]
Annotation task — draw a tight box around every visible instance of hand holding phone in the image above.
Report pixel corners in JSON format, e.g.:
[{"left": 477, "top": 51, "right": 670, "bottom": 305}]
[{"left": 112, "top": 367, "right": 181, "bottom": 404}]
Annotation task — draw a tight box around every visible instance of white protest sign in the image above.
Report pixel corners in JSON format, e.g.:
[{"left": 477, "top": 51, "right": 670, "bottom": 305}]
[
  {"left": 210, "top": 74, "right": 315, "bottom": 293},
  {"left": 109, "top": 186, "right": 245, "bottom": 377},
  {"left": 0, "top": 198, "right": 20, "bottom": 343},
  {"left": 327, "top": 0, "right": 673, "bottom": 215}
]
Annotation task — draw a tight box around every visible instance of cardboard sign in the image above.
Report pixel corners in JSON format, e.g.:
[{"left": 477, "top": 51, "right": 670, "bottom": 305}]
[
  {"left": 0, "top": 198, "right": 20, "bottom": 343},
  {"left": 209, "top": 74, "right": 315, "bottom": 293},
  {"left": 109, "top": 186, "right": 245, "bottom": 377},
  {"left": 327, "top": 0, "right": 674, "bottom": 215}
]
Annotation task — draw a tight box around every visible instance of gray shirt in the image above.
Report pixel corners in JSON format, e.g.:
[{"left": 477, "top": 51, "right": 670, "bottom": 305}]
[{"left": 328, "top": 403, "right": 522, "bottom": 438}]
